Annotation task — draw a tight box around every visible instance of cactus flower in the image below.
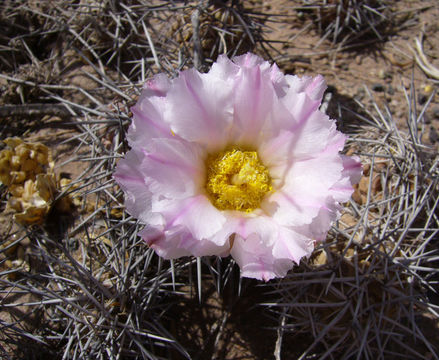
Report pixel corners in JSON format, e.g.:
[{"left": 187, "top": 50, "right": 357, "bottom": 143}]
[{"left": 114, "top": 53, "right": 362, "bottom": 281}]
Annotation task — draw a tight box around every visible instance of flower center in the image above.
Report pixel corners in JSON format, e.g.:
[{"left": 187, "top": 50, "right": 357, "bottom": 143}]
[{"left": 205, "top": 148, "right": 272, "bottom": 212}]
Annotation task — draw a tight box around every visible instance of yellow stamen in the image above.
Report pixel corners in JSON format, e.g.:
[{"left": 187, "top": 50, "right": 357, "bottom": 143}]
[{"left": 205, "top": 148, "right": 272, "bottom": 212}]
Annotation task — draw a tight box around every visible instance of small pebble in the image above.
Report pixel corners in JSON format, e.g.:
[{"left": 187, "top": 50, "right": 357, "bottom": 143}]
[
  {"left": 20, "top": 237, "right": 31, "bottom": 247},
  {"left": 387, "top": 85, "right": 395, "bottom": 95},
  {"left": 354, "top": 87, "right": 365, "bottom": 101},
  {"left": 371, "top": 175, "right": 382, "bottom": 193},
  {"left": 362, "top": 164, "right": 370, "bottom": 176},
  {"left": 372, "top": 83, "right": 385, "bottom": 92},
  {"left": 17, "top": 246, "right": 25, "bottom": 260},
  {"left": 424, "top": 84, "right": 433, "bottom": 94},
  {"left": 351, "top": 188, "right": 362, "bottom": 205},
  {"left": 67, "top": 237, "right": 79, "bottom": 250},
  {"left": 432, "top": 106, "right": 439, "bottom": 119},
  {"left": 424, "top": 114, "right": 431, "bottom": 124},
  {"left": 430, "top": 126, "right": 438, "bottom": 143},
  {"left": 355, "top": 55, "right": 362, "bottom": 65},
  {"left": 418, "top": 93, "right": 428, "bottom": 105},
  {"left": 359, "top": 176, "right": 369, "bottom": 193},
  {"left": 13, "top": 258, "right": 24, "bottom": 267}
]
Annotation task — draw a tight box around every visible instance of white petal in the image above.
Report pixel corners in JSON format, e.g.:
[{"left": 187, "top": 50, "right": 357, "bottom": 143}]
[
  {"left": 272, "top": 226, "right": 315, "bottom": 264},
  {"left": 210, "top": 54, "right": 240, "bottom": 80},
  {"left": 284, "top": 74, "right": 326, "bottom": 102},
  {"left": 233, "top": 53, "right": 269, "bottom": 69},
  {"left": 226, "top": 215, "right": 313, "bottom": 280},
  {"left": 128, "top": 74, "right": 173, "bottom": 147},
  {"left": 231, "top": 65, "right": 276, "bottom": 144},
  {"left": 113, "top": 150, "right": 156, "bottom": 224},
  {"left": 141, "top": 73, "right": 171, "bottom": 97},
  {"left": 164, "top": 69, "right": 233, "bottom": 150},
  {"left": 140, "top": 226, "right": 191, "bottom": 259},
  {"left": 260, "top": 114, "right": 343, "bottom": 175},
  {"left": 142, "top": 138, "right": 205, "bottom": 198},
  {"left": 329, "top": 155, "right": 363, "bottom": 202},
  {"left": 265, "top": 152, "right": 344, "bottom": 226},
  {"left": 140, "top": 225, "right": 229, "bottom": 259},
  {"left": 153, "top": 195, "right": 226, "bottom": 242},
  {"left": 231, "top": 233, "right": 292, "bottom": 282}
]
